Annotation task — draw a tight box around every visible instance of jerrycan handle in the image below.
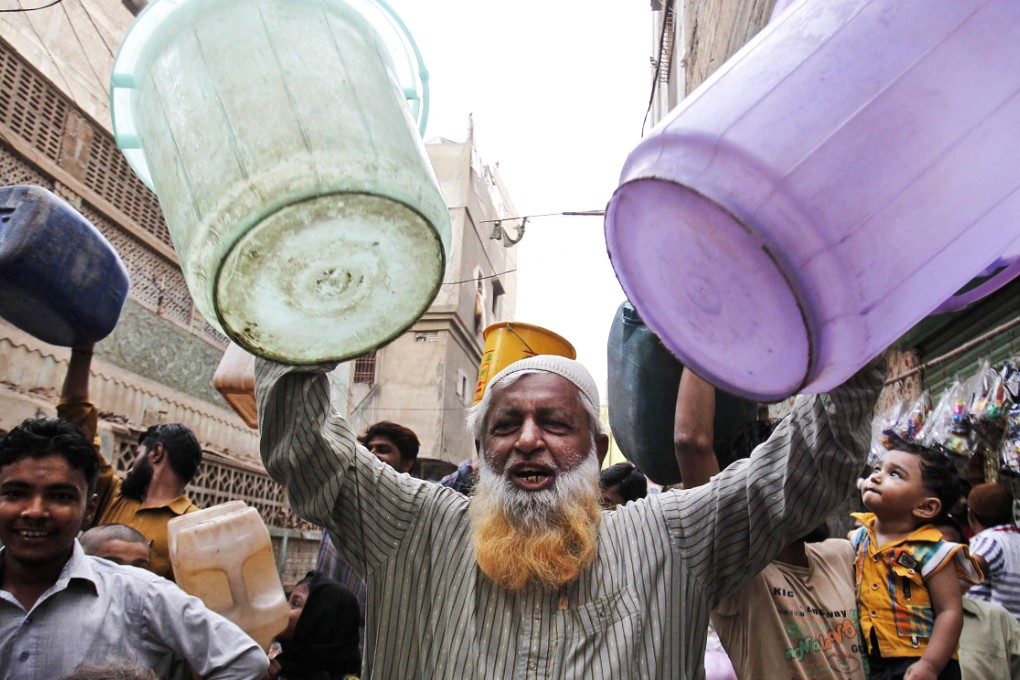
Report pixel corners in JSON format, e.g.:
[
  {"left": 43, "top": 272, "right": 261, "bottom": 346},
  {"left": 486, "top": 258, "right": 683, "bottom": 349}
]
[
  {"left": 932, "top": 256, "right": 1020, "bottom": 314},
  {"left": 620, "top": 302, "right": 644, "bottom": 326}
]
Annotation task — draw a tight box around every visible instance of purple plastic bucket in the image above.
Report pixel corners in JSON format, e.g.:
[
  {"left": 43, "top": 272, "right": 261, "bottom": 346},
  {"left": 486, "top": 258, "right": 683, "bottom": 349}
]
[{"left": 606, "top": 0, "right": 1020, "bottom": 401}]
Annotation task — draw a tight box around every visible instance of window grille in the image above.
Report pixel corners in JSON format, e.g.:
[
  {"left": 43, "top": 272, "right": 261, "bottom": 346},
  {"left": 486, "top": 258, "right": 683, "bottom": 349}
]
[
  {"left": 659, "top": 7, "right": 676, "bottom": 83},
  {"left": 353, "top": 351, "right": 377, "bottom": 385}
]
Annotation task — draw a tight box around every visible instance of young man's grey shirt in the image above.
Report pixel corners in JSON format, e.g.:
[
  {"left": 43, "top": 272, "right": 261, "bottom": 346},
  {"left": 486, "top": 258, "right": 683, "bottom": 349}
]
[{"left": 0, "top": 541, "right": 267, "bottom": 680}]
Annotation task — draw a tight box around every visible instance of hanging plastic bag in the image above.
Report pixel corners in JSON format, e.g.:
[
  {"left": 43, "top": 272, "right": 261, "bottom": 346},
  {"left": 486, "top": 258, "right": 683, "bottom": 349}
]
[
  {"left": 917, "top": 388, "right": 948, "bottom": 447},
  {"left": 970, "top": 362, "right": 1013, "bottom": 459},
  {"left": 868, "top": 400, "right": 904, "bottom": 466},
  {"left": 1001, "top": 358, "right": 1020, "bottom": 402},
  {"left": 876, "top": 400, "right": 905, "bottom": 449},
  {"left": 884, "top": 392, "right": 932, "bottom": 448},
  {"left": 921, "top": 381, "right": 974, "bottom": 458},
  {"left": 971, "top": 361, "right": 1009, "bottom": 419},
  {"left": 999, "top": 403, "right": 1020, "bottom": 477}
]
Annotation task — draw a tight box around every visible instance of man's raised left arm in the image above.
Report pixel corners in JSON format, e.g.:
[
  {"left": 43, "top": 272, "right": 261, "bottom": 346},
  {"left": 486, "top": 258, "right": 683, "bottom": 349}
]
[{"left": 668, "top": 358, "right": 886, "bottom": 606}]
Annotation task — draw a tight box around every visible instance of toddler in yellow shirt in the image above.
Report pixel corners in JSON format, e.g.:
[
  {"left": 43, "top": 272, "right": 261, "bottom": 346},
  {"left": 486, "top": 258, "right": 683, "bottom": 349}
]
[{"left": 850, "top": 444, "right": 982, "bottom": 680}]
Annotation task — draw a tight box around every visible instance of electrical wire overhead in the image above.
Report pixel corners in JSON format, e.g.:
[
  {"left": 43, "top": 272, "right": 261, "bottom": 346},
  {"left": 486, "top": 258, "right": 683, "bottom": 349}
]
[
  {"left": 478, "top": 209, "right": 604, "bottom": 224},
  {"left": 0, "top": 0, "right": 65, "bottom": 12},
  {"left": 442, "top": 269, "right": 518, "bottom": 286}
]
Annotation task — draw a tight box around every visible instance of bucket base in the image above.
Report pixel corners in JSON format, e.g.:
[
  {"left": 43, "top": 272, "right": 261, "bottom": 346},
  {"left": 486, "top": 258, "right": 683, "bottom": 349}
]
[
  {"left": 215, "top": 192, "right": 444, "bottom": 364},
  {"left": 606, "top": 178, "right": 811, "bottom": 402}
]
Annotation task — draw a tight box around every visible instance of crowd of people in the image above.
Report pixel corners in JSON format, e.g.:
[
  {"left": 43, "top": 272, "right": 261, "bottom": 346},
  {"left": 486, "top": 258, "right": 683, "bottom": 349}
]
[{"left": 3, "top": 340, "right": 1020, "bottom": 679}]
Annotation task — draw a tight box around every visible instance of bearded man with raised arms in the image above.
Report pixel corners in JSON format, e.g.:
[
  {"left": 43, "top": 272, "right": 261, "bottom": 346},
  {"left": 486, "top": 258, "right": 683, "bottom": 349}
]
[{"left": 257, "top": 354, "right": 885, "bottom": 678}]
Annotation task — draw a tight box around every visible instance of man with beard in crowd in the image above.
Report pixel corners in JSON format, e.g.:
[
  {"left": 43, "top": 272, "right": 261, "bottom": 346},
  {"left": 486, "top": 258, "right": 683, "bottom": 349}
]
[
  {"left": 257, "top": 353, "right": 885, "bottom": 678},
  {"left": 56, "top": 345, "right": 201, "bottom": 580}
]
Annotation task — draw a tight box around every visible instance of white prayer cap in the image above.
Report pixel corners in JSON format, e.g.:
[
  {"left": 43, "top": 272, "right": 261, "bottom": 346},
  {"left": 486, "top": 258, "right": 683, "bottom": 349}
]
[{"left": 487, "top": 355, "right": 600, "bottom": 410}]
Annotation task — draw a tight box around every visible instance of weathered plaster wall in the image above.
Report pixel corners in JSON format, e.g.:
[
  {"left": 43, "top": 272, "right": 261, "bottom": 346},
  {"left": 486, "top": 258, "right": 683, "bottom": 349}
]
[
  {"left": 0, "top": 318, "right": 258, "bottom": 463},
  {"left": 101, "top": 299, "right": 226, "bottom": 406},
  {"left": 0, "top": 0, "right": 132, "bottom": 135},
  {"left": 680, "top": 0, "right": 778, "bottom": 95}
]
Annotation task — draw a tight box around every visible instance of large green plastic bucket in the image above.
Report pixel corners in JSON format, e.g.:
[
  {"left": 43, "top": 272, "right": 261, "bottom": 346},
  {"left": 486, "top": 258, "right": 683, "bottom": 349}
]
[{"left": 111, "top": 0, "right": 449, "bottom": 364}]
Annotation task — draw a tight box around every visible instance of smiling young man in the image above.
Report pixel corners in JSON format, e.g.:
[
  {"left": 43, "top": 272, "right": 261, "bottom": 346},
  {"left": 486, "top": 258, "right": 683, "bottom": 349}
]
[
  {"left": 0, "top": 418, "right": 267, "bottom": 680},
  {"left": 257, "top": 353, "right": 885, "bottom": 678}
]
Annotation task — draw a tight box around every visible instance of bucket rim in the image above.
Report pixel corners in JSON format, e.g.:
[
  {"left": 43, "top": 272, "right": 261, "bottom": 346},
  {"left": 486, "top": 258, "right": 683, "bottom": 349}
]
[
  {"left": 605, "top": 177, "right": 815, "bottom": 402},
  {"left": 481, "top": 321, "right": 577, "bottom": 358},
  {"left": 211, "top": 190, "right": 447, "bottom": 366}
]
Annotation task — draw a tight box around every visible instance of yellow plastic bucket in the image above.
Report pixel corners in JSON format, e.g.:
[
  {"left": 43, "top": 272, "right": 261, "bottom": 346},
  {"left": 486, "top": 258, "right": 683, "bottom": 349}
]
[{"left": 473, "top": 322, "right": 576, "bottom": 404}]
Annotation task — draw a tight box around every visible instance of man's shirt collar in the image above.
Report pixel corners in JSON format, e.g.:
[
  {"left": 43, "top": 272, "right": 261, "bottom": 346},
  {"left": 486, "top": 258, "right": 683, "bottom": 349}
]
[
  {"left": 0, "top": 541, "right": 99, "bottom": 613},
  {"left": 851, "top": 511, "right": 944, "bottom": 551}
]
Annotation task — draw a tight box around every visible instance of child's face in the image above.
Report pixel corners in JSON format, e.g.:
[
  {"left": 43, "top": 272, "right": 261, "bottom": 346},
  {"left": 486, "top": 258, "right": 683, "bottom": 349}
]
[{"left": 861, "top": 450, "right": 939, "bottom": 522}]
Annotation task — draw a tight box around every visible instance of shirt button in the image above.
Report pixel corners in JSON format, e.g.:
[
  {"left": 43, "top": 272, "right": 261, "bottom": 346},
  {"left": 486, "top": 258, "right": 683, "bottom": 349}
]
[
  {"left": 872, "top": 555, "right": 879, "bottom": 562},
  {"left": 908, "top": 569, "right": 916, "bottom": 575},
  {"left": 19, "top": 651, "right": 29, "bottom": 661},
  {"left": 870, "top": 610, "right": 878, "bottom": 618},
  {"left": 597, "top": 606, "right": 606, "bottom": 617},
  {"left": 528, "top": 661, "right": 538, "bottom": 671},
  {"left": 871, "top": 583, "right": 879, "bottom": 590},
  {"left": 533, "top": 611, "right": 541, "bottom": 621}
]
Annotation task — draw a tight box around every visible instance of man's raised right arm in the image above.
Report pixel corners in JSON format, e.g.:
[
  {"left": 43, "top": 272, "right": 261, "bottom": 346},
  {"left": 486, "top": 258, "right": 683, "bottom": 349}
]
[
  {"left": 255, "top": 358, "right": 432, "bottom": 573},
  {"left": 57, "top": 344, "right": 117, "bottom": 525},
  {"left": 673, "top": 368, "right": 721, "bottom": 488}
]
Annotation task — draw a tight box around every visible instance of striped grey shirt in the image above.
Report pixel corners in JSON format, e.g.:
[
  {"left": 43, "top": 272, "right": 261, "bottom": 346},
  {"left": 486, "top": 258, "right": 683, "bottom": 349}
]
[
  {"left": 256, "top": 359, "right": 885, "bottom": 679},
  {"left": 967, "top": 525, "right": 1020, "bottom": 620}
]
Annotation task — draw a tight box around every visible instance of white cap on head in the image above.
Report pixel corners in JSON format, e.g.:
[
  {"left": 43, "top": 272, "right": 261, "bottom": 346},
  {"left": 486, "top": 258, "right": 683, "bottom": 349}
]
[{"left": 487, "top": 355, "right": 600, "bottom": 410}]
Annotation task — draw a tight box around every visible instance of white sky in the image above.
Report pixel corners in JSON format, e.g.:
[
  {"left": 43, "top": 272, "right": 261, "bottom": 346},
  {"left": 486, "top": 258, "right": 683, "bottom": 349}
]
[{"left": 390, "top": 1, "right": 653, "bottom": 401}]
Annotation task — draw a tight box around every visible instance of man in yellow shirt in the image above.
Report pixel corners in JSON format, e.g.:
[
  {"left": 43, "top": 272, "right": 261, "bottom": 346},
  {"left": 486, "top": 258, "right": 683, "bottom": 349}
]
[{"left": 56, "top": 345, "right": 201, "bottom": 580}]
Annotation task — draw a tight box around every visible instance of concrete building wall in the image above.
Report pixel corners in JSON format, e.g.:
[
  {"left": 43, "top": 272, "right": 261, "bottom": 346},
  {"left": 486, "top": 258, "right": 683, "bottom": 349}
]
[
  {"left": 678, "top": 0, "right": 777, "bottom": 96},
  {"left": 648, "top": 0, "right": 778, "bottom": 129},
  {"left": 427, "top": 141, "right": 517, "bottom": 326}
]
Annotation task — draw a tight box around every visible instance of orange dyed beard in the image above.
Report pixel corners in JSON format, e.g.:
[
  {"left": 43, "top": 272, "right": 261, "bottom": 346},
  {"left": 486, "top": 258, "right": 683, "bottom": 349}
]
[{"left": 470, "top": 454, "right": 602, "bottom": 591}]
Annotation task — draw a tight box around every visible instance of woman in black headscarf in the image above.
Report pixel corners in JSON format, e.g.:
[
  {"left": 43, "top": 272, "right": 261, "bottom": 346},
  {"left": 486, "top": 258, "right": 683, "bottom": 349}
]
[{"left": 269, "top": 571, "right": 361, "bottom": 680}]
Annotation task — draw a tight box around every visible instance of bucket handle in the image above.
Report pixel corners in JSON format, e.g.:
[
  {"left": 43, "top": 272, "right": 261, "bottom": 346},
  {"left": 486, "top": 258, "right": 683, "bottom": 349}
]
[
  {"left": 932, "top": 256, "right": 1020, "bottom": 314},
  {"left": 371, "top": 0, "right": 430, "bottom": 136},
  {"left": 504, "top": 323, "right": 538, "bottom": 356}
]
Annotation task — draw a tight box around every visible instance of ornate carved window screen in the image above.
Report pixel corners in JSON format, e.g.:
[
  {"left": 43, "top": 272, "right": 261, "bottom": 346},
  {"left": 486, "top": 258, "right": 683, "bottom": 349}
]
[{"left": 111, "top": 429, "right": 316, "bottom": 532}]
